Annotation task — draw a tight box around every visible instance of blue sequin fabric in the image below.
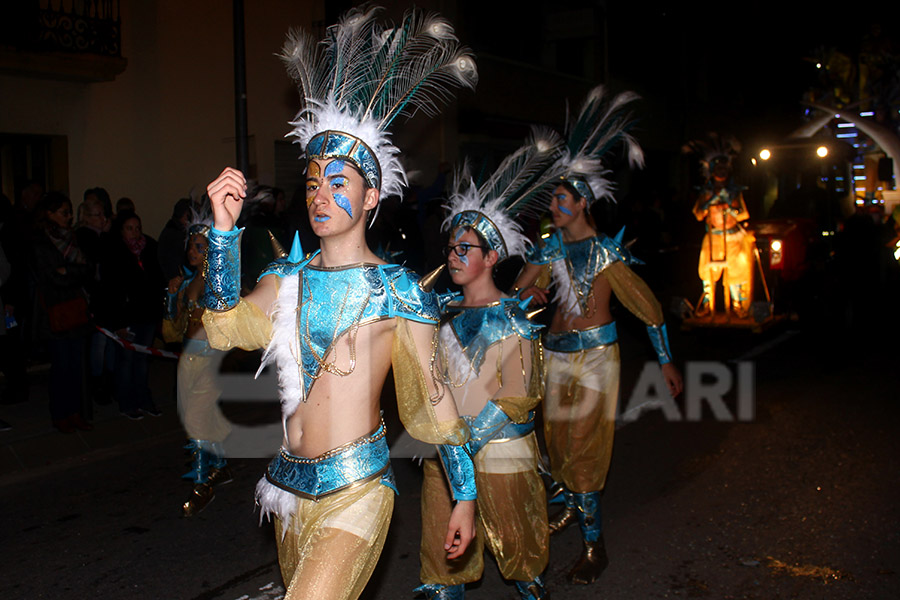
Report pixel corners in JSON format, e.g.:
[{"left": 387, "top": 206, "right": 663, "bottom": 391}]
[
  {"left": 543, "top": 322, "right": 618, "bottom": 353},
  {"left": 463, "top": 402, "right": 535, "bottom": 455},
  {"left": 527, "top": 230, "right": 642, "bottom": 315},
  {"left": 450, "top": 210, "right": 508, "bottom": 260},
  {"left": 307, "top": 130, "right": 381, "bottom": 191},
  {"left": 442, "top": 298, "right": 542, "bottom": 376},
  {"left": 265, "top": 422, "right": 396, "bottom": 500},
  {"left": 203, "top": 227, "right": 243, "bottom": 311},
  {"left": 261, "top": 254, "right": 440, "bottom": 398},
  {"left": 437, "top": 442, "right": 477, "bottom": 501}
]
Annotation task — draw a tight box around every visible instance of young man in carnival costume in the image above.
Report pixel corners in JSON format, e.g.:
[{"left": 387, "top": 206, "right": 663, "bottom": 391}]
[
  {"left": 201, "top": 7, "right": 480, "bottom": 599},
  {"left": 512, "top": 87, "right": 684, "bottom": 585},
  {"left": 415, "top": 130, "right": 565, "bottom": 600},
  {"left": 685, "top": 135, "right": 753, "bottom": 318},
  {"left": 162, "top": 209, "right": 233, "bottom": 516}
]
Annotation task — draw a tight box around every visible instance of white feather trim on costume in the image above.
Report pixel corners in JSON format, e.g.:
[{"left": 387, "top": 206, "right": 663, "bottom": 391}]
[
  {"left": 439, "top": 321, "right": 478, "bottom": 385},
  {"left": 259, "top": 273, "right": 304, "bottom": 422},
  {"left": 550, "top": 259, "right": 581, "bottom": 317},
  {"left": 255, "top": 476, "right": 297, "bottom": 534}
]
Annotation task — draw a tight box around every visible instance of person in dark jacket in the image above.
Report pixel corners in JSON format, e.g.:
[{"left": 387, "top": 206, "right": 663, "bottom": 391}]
[
  {"left": 99, "top": 209, "right": 165, "bottom": 419},
  {"left": 30, "top": 192, "right": 94, "bottom": 433},
  {"left": 75, "top": 191, "right": 115, "bottom": 405},
  {"left": 157, "top": 197, "right": 192, "bottom": 281}
]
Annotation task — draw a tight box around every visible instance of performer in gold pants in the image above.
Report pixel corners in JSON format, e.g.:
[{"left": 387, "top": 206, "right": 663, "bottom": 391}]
[
  {"left": 513, "top": 87, "right": 683, "bottom": 586},
  {"left": 417, "top": 133, "right": 561, "bottom": 599},
  {"left": 199, "top": 7, "right": 480, "bottom": 598}
]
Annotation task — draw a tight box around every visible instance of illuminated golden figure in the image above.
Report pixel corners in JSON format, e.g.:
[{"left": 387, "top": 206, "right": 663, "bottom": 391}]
[{"left": 692, "top": 157, "right": 755, "bottom": 318}]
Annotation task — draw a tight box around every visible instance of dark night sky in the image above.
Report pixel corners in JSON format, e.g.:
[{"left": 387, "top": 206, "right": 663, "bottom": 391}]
[{"left": 605, "top": 4, "right": 877, "bottom": 138}]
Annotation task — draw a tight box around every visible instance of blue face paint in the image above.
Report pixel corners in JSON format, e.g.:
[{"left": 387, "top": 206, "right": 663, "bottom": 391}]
[
  {"left": 325, "top": 160, "right": 354, "bottom": 219},
  {"left": 333, "top": 188, "right": 353, "bottom": 219},
  {"left": 324, "top": 160, "right": 345, "bottom": 178},
  {"left": 558, "top": 204, "right": 573, "bottom": 216},
  {"left": 459, "top": 254, "right": 469, "bottom": 266},
  {"left": 314, "top": 215, "right": 331, "bottom": 222},
  {"left": 454, "top": 227, "right": 466, "bottom": 241}
]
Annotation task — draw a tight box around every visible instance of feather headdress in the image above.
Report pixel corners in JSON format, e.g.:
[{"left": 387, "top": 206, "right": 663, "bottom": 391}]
[
  {"left": 558, "top": 85, "right": 645, "bottom": 205},
  {"left": 280, "top": 5, "right": 478, "bottom": 208},
  {"left": 186, "top": 200, "right": 212, "bottom": 240},
  {"left": 681, "top": 132, "right": 742, "bottom": 181},
  {"left": 443, "top": 127, "right": 565, "bottom": 261}
]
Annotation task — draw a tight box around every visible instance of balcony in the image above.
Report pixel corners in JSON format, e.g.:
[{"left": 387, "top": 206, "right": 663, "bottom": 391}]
[{"left": 0, "top": 1, "right": 126, "bottom": 82}]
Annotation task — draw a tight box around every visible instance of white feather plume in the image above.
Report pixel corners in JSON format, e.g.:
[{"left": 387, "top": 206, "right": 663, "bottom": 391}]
[
  {"left": 442, "top": 127, "right": 565, "bottom": 260},
  {"left": 280, "top": 6, "right": 478, "bottom": 201},
  {"left": 558, "top": 85, "right": 644, "bottom": 204}
]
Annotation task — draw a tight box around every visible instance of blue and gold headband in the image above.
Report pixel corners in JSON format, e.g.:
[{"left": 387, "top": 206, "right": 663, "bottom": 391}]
[
  {"left": 563, "top": 175, "right": 596, "bottom": 205},
  {"left": 188, "top": 223, "right": 211, "bottom": 237},
  {"left": 450, "top": 210, "right": 508, "bottom": 261},
  {"left": 306, "top": 130, "right": 381, "bottom": 191}
]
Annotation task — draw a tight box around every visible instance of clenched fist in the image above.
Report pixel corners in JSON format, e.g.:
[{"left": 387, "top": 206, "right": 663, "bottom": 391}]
[{"left": 207, "top": 167, "right": 247, "bottom": 231}]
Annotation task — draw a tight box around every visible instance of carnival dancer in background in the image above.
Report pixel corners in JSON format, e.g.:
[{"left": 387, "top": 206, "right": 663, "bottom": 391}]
[
  {"left": 200, "top": 7, "right": 479, "bottom": 599},
  {"left": 415, "top": 130, "right": 565, "bottom": 600},
  {"left": 512, "top": 87, "right": 683, "bottom": 585},
  {"left": 162, "top": 210, "right": 233, "bottom": 516}
]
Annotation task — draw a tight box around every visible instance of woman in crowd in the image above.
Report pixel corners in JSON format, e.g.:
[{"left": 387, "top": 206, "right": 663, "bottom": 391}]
[
  {"left": 30, "top": 192, "right": 94, "bottom": 433},
  {"left": 100, "top": 209, "right": 165, "bottom": 419}
]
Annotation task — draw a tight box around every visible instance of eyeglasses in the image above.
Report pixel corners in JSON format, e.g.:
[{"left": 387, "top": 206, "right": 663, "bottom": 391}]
[{"left": 443, "top": 243, "right": 488, "bottom": 257}]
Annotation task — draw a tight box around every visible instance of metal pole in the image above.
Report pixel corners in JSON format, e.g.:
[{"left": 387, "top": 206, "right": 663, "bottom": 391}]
[{"left": 233, "top": 0, "right": 249, "bottom": 175}]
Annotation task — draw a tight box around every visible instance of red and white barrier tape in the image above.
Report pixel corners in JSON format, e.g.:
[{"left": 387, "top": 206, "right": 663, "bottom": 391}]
[{"left": 96, "top": 326, "right": 180, "bottom": 360}]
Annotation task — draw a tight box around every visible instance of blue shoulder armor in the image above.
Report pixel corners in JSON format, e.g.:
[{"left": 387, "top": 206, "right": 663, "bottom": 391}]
[
  {"left": 380, "top": 265, "right": 441, "bottom": 324},
  {"left": 525, "top": 231, "right": 564, "bottom": 265}
]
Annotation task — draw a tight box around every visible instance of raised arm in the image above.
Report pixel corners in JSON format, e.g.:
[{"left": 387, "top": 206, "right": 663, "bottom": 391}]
[{"left": 200, "top": 167, "right": 277, "bottom": 351}]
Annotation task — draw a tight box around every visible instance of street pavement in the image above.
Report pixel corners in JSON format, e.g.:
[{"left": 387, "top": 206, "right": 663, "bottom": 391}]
[{"left": 1, "top": 262, "right": 899, "bottom": 599}]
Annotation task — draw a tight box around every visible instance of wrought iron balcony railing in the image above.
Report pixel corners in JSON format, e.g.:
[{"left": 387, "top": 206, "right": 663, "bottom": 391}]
[{"left": 3, "top": 0, "right": 121, "bottom": 57}]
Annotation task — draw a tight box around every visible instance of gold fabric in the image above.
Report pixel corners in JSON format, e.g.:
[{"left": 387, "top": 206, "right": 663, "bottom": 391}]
[
  {"left": 697, "top": 230, "right": 755, "bottom": 306},
  {"left": 419, "top": 437, "right": 549, "bottom": 585},
  {"left": 492, "top": 338, "right": 542, "bottom": 423},
  {"left": 162, "top": 307, "right": 189, "bottom": 344},
  {"left": 604, "top": 261, "right": 664, "bottom": 326},
  {"left": 393, "top": 317, "right": 469, "bottom": 445},
  {"left": 543, "top": 344, "right": 620, "bottom": 493},
  {"left": 177, "top": 347, "right": 231, "bottom": 442},
  {"left": 533, "top": 263, "right": 552, "bottom": 290},
  {"left": 202, "top": 298, "right": 273, "bottom": 352},
  {"left": 275, "top": 478, "right": 394, "bottom": 600}
]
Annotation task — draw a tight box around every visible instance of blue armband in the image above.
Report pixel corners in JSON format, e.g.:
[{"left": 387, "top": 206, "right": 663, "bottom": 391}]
[
  {"left": 164, "top": 290, "right": 178, "bottom": 320},
  {"left": 467, "top": 401, "right": 511, "bottom": 456},
  {"left": 437, "top": 442, "right": 477, "bottom": 501},
  {"left": 203, "top": 226, "right": 243, "bottom": 311},
  {"left": 646, "top": 323, "right": 673, "bottom": 365}
]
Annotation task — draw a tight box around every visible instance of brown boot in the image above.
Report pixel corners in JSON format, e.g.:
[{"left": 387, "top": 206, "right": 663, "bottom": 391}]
[
  {"left": 548, "top": 504, "right": 577, "bottom": 534},
  {"left": 182, "top": 483, "right": 215, "bottom": 517},
  {"left": 567, "top": 536, "right": 609, "bottom": 585},
  {"left": 207, "top": 464, "right": 234, "bottom": 487}
]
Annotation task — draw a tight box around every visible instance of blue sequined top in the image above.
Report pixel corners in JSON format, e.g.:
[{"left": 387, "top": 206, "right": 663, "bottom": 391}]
[
  {"left": 439, "top": 295, "right": 542, "bottom": 376},
  {"left": 261, "top": 251, "right": 440, "bottom": 397},
  {"left": 526, "top": 230, "right": 642, "bottom": 315}
]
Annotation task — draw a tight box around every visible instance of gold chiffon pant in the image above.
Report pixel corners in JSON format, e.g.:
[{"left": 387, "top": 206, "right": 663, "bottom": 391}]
[
  {"left": 543, "top": 343, "right": 620, "bottom": 493},
  {"left": 274, "top": 477, "right": 394, "bottom": 600},
  {"left": 419, "top": 433, "right": 549, "bottom": 585},
  {"left": 176, "top": 345, "right": 231, "bottom": 443}
]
